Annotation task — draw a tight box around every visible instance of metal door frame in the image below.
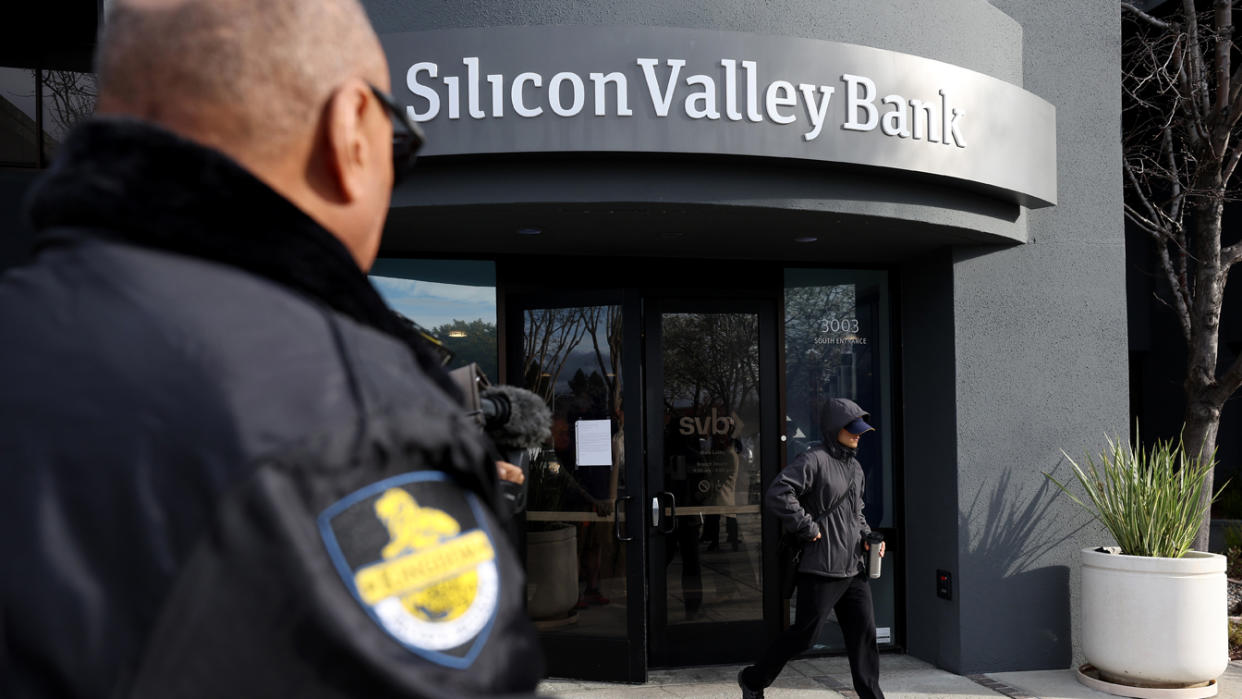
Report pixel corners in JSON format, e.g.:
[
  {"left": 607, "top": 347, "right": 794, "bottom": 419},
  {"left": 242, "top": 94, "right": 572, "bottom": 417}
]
[
  {"left": 504, "top": 289, "right": 648, "bottom": 682},
  {"left": 642, "top": 296, "right": 781, "bottom": 668}
]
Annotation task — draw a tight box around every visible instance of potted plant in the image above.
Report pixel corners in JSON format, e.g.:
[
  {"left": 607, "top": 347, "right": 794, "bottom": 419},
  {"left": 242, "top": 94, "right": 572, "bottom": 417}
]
[
  {"left": 524, "top": 449, "right": 580, "bottom": 624},
  {"left": 1047, "top": 431, "right": 1229, "bottom": 695}
]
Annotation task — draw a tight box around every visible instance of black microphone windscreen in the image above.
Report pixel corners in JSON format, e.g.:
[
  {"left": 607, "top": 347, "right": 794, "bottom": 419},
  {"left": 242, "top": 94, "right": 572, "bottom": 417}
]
[{"left": 480, "top": 384, "right": 552, "bottom": 450}]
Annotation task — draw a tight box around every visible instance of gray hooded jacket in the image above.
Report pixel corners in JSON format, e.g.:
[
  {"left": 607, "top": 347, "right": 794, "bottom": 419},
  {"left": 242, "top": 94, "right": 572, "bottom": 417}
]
[{"left": 765, "top": 398, "right": 872, "bottom": 578}]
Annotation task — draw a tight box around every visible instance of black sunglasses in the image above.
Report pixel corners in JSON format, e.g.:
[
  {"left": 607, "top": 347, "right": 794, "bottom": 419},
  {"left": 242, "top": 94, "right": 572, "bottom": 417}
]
[{"left": 369, "top": 84, "right": 425, "bottom": 183}]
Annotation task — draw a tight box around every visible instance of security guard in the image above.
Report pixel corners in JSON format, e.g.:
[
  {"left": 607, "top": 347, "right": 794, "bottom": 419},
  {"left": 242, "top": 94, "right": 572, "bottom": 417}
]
[{"left": 0, "top": 1, "right": 542, "bottom": 696}]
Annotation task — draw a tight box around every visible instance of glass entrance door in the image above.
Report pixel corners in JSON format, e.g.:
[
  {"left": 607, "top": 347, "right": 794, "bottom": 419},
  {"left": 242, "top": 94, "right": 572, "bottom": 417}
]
[
  {"left": 508, "top": 291, "right": 787, "bottom": 675},
  {"left": 645, "top": 299, "right": 780, "bottom": 667},
  {"left": 508, "top": 292, "right": 646, "bottom": 682}
]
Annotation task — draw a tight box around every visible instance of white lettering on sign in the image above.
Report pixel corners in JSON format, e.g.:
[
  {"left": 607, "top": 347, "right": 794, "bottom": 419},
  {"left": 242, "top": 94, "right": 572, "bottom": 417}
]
[
  {"left": 678, "top": 408, "right": 736, "bottom": 437},
  {"left": 404, "top": 57, "right": 966, "bottom": 148}
]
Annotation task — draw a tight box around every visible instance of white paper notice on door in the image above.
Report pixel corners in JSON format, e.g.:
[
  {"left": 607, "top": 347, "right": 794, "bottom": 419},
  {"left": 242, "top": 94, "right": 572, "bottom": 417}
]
[{"left": 575, "top": 419, "right": 612, "bottom": 466}]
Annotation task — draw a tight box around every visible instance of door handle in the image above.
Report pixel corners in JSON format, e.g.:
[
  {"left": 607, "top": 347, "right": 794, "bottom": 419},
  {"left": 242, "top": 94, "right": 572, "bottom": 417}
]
[
  {"left": 652, "top": 491, "right": 677, "bottom": 534},
  {"left": 615, "top": 495, "right": 633, "bottom": 542}
]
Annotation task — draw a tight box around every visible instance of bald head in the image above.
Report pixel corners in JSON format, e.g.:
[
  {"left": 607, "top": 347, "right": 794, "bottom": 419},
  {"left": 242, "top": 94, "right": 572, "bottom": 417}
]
[{"left": 96, "top": 0, "right": 386, "bottom": 159}]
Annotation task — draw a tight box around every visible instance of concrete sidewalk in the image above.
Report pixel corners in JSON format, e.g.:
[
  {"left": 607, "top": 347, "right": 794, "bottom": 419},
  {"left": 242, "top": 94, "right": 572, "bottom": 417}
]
[{"left": 538, "top": 655, "right": 1242, "bottom": 698}]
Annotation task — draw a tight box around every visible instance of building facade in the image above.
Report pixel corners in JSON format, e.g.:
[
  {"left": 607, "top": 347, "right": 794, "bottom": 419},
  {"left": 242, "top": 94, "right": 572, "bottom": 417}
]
[
  {"left": 360, "top": 0, "right": 1125, "bottom": 681},
  {"left": 0, "top": 0, "right": 1128, "bottom": 685}
]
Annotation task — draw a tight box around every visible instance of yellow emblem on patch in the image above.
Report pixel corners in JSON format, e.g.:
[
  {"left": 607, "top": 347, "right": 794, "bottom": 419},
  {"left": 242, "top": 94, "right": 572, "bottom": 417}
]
[
  {"left": 354, "top": 488, "right": 496, "bottom": 623},
  {"left": 319, "top": 472, "right": 501, "bottom": 666}
]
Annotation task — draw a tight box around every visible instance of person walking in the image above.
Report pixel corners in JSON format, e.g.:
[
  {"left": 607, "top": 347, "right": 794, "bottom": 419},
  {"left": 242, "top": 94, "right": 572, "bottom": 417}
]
[
  {"left": 0, "top": 1, "right": 541, "bottom": 697},
  {"left": 738, "top": 397, "right": 886, "bottom": 699}
]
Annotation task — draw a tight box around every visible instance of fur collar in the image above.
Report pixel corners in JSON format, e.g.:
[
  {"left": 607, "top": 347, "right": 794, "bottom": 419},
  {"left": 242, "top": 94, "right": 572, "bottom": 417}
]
[{"left": 26, "top": 117, "right": 460, "bottom": 401}]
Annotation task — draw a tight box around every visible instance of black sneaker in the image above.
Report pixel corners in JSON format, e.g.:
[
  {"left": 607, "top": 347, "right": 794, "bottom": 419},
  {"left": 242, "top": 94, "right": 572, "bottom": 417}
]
[{"left": 738, "top": 667, "right": 764, "bottom": 699}]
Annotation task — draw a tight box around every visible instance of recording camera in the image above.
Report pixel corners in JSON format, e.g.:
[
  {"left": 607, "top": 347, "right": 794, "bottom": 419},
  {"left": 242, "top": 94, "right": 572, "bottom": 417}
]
[{"left": 450, "top": 363, "right": 551, "bottom": 514}]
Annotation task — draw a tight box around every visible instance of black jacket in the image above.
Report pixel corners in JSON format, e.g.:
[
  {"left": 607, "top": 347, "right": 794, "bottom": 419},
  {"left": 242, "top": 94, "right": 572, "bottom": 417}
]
[
  {"left": 765, "top": 398, "right": 872, "bottom": 578},
  {"left": 0, "top": 119, "right": 542, "bottom": 698}
]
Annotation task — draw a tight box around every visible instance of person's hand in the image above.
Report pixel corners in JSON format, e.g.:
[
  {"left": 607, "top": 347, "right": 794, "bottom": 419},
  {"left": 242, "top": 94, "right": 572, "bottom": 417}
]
[
  {"left": 863, "top": 540, "right": 887, "bottom": 558},
  {"left": 496, "top": 460, "right": 524, "bottom": 484},
  {"left": 811, "top": 532, "right": 822, "bottom": 542}
]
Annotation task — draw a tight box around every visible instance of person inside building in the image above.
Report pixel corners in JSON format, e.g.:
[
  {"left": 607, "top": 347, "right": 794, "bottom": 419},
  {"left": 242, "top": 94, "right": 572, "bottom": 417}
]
[
  {"left": 738, "top": 397, "right": 886, "bottom": 699},
  {"left": 0, "top": 1, "right": 542, "bottom": 697}
]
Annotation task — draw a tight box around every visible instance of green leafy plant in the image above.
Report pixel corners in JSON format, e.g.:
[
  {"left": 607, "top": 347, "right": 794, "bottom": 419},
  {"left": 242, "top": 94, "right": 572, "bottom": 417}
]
[{"left": 1045, "top": 431, "right": 1224, "bottom": 558}]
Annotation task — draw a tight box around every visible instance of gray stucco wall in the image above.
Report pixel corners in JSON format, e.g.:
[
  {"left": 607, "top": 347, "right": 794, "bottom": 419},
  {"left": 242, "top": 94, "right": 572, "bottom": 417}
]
[{"left": 945, "top": 0, "right": 1123, "bottom": 673}]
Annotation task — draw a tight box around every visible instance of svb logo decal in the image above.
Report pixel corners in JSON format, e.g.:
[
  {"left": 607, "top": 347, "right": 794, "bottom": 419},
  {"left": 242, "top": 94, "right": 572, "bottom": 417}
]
[{"left": 318, "top": 472, "right": 500, "bottom": 668}]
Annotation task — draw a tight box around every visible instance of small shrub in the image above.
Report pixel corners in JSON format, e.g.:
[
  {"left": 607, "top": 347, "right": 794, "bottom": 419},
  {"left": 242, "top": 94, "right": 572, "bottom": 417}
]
[
  {"left": 1046, "top": 430, "right": 1224, "bottom": 558},
  {"left": 1230, "top": 619, "right": 1242, "bottom": 660}
]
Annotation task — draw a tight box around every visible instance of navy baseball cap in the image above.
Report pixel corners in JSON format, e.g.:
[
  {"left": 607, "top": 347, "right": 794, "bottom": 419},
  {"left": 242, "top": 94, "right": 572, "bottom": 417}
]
[{"left": 845, "top": 417, "right": 876, "bottom": 435}]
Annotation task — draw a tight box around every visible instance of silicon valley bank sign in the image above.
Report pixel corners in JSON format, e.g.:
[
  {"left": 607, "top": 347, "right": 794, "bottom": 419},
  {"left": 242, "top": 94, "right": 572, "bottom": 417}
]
[{"left": 382, "top": 26, "right": 1056, "bottom": 207}]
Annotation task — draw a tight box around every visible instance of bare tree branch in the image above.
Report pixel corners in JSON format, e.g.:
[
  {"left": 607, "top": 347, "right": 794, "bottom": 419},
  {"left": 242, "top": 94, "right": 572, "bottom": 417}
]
[
  {"left": 1121, "top": 2, "right": 1173, "bottom": 30},
  {"left": 1182, "top": 0, "right": 1212, "bottom": 120},
  {"left": 1223, "top": 137, "right": 1242, "bottom": 183},
  {"left": 1124, "top": 2, "right": 1242, "bottom": 550},
  {"left": 1123, "top": 202, "right": 1167, "bottom": 239},
  {"left": 1154, "top": 236, "right": 1195, "bottom": 344},
  {"left": 1223, "top": 240, "right": 1242, "bottom": 269},
  {"left": 1211, "top": 348, "right": 1242, "bottom": 404},
  {"left": 1162, "top": 126, "right": 1188, "bottom": 225},
  {"left": 1214, "top": 0, "right": 1235, "bottom": 126},
  {"left": 1170, "top": 39, "right": 1206, "bottom": 141},
  {"left": 1126, "top": 157, "right": 1168, "bottom": 226}
]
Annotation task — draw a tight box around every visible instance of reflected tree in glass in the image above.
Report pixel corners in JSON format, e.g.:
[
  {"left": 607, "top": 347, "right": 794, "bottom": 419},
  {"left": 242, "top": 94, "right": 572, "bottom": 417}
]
[
  {"left": 523, "top": 308, "right": 590, "bottom": 410},
  {"left": 43, "top": 71, "right": 96, "bottom": 132},
  {"left": 429, "top": 318, "right": 497, "bottom": 379},
  {"left": 586, "top": 305, "right": 623, "bottom": 420},
  {"left": 784, "top": 285, "right": 857, "bottom": 450},
  {"left": 662, "top": 313, "right": 759, "bottom": 416},
  {"left": 41, "top": 70, "right": 97, "bottom": 159}
]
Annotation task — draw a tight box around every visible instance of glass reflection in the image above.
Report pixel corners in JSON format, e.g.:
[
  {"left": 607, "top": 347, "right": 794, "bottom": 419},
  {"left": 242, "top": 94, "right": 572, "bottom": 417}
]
[
  {"left": 370, "top": 259, "right": 498, "bottom": 378},
  {"left": 41, "top": 70, "right": 97, "bottom": 161},
  {"left": 520, "top": 305, "right": 627, "bottom": 638},
  {"left": 661, "top": 313, "right": 763, "bottom": 626},
  {"left": 0, "top": 68, "right": 41, "bottom": 167},
  {"left": 0, "top": 68, "right": 99, "bottom": 168},
  {"left": 783, "top": 269, "right": 894, "bottom": 651}
]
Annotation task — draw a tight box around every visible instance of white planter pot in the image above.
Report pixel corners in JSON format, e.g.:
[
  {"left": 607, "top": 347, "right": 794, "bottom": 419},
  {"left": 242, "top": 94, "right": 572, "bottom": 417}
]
[{"left": 1081, "top": 547, "right": 1228, "bottom": 687}]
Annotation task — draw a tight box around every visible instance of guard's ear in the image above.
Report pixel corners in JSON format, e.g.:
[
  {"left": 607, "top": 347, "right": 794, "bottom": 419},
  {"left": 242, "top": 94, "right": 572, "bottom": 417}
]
[{"left": 322, "top": 78, "right": 380, "bottom": 203}]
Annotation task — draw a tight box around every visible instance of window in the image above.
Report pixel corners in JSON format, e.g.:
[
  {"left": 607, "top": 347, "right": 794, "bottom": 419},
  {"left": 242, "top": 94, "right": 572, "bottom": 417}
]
[
  {"left": 0, "top": 68, "right": 42, "bottom": 168},
  {"left": 0, "top": 67, "right": 97, "bottom": 169},
  {"left": 784, "top": 268, "right": 896, "bottom": 649},
  {"left": 370, "top": 259, "right": 498, "bottom": 380}
]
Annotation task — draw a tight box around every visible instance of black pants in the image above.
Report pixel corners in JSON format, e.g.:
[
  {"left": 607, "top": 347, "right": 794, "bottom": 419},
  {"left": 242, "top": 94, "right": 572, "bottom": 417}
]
[{"left": 746, "top": 572, "right": 884, "bottom": 699}]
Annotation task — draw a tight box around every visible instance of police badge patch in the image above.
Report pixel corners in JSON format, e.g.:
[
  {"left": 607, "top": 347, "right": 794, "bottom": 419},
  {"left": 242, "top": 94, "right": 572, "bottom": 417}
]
[{"left": 318, "top": 471, "right": 500, "bottom": 668}]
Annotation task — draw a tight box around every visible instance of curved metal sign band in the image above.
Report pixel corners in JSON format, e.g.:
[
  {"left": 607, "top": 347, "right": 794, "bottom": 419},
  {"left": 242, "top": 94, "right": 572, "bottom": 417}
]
[{"left": 382, "top": 26, "right": 1056, "bottom": 208}]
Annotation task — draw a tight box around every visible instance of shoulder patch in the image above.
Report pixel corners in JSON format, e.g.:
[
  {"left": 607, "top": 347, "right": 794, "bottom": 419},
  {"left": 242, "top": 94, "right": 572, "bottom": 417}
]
[{"left": 318, "top": 471, "right": 500, "bottom": 668}]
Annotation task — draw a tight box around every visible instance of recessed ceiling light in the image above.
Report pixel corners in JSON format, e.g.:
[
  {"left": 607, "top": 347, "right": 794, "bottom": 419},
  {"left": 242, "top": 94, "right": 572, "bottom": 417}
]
[
  {"left": 517, "top": 227, "right": 542, "bottom": 236},
  {"left": 794, "top": 236, "right": 818, "bottom": 243}
]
